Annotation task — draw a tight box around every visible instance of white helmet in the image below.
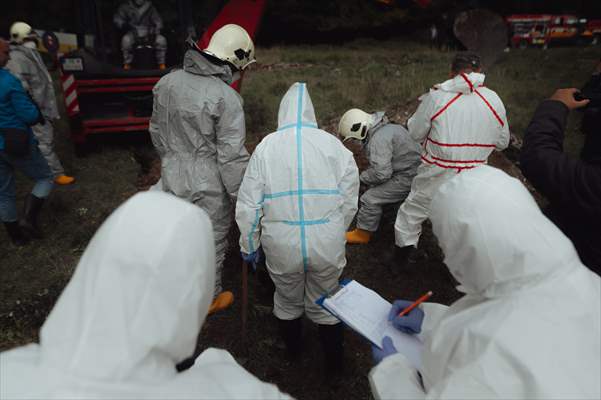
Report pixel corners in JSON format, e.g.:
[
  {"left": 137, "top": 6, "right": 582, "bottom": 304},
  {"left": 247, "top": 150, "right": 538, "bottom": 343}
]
[
  {"left": 203, "top": 24, "right": 255, "bottom": 71},
  {"left": 338, "top": 108, "right": 372, "bottom": 142},
  {"left": 10, "top": 21, "right": 37, "bottom": 44}
]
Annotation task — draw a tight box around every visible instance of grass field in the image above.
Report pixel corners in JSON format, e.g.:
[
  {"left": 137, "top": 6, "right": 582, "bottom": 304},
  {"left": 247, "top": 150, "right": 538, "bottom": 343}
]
[{"left": 0, "top": 39, "right": 599, "bottom": 398}]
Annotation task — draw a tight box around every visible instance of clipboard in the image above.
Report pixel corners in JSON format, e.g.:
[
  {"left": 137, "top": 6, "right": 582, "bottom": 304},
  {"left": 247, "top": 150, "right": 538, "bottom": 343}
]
[{"left": 316, "top": 279, "right": 424, "bottom": 371}]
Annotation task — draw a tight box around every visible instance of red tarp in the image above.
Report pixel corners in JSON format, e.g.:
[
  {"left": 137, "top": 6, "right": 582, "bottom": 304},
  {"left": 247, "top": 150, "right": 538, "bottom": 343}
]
[
  {"left": 199, "top": 0, "right": 266, "bottom": 48},
  {"left": 197, "top": 0, "right": 267, "bottom": 91}
]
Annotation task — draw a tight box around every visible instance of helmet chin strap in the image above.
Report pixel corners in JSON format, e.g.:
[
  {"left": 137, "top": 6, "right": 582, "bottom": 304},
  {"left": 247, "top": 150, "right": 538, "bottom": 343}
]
[{"left": 362, "top": 115, "right": 376, "bottom": 140}]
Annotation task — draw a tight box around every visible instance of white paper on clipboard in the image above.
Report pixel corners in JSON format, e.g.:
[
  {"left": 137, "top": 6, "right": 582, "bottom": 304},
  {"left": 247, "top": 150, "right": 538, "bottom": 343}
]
[{"left": 322, "top": 280, "right": 424, "bottom": 370}]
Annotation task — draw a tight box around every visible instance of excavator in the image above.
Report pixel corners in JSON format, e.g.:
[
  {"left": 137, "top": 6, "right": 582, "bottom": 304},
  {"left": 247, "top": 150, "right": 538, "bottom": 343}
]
[
  {"left": 56, "top": 0, "right": 488, "bottom": 152},
  {"left": 58, "top": 0, "right": 266, "bottom": 153}
]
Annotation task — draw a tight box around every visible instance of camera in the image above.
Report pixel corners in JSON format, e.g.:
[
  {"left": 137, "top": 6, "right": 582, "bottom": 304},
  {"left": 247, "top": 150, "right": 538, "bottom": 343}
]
[
  {"left": 574, "top": 89, "right": 601, "bottom": 108},
  {"left": 575, "top": 58, "right": 601, "bottom": 109}
]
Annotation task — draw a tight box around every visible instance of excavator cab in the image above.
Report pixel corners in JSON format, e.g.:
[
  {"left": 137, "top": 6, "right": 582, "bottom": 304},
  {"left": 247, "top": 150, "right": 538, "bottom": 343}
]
[{"left": 59, "top": 0, "right": 265, "bottom": 152}]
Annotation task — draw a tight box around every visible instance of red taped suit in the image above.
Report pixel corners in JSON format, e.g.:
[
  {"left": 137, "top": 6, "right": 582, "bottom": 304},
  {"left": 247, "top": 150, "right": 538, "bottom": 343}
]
[{"left": 394, "top": 72, "right": 509, "bottom": 248}]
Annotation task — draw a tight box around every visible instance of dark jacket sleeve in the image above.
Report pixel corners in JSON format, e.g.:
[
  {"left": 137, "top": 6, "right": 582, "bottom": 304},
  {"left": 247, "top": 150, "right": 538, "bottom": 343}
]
[
  {"left": 9, "top": 76, "right": 41, "bottom": 126},
  {"left": 520, "top": 100, "right": 601, "bottom": 218}
]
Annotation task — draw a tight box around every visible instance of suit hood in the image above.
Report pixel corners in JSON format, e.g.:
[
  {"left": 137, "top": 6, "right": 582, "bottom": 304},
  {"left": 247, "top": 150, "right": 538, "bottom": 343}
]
[
  {"left": 277, "top": 82, "right": 317, "bottom": 129},
  {"left": 38, "top": 191, "right": 216, "bottom": 383},
  {"left": 437, "top": 72, "right": 485, "bottom": 94},
  {"left": 430, "top": 166, "right": 580, "bottom": 298},
  {"left": 183, "top": 50, "right": 234, "bottom": 84}
]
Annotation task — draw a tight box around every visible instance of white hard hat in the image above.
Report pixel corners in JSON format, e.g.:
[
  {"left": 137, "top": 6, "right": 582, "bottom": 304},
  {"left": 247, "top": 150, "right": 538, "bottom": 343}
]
[
  {"left": 338, "top": 108, "right": 372, "bottom": 141},
  {"left": 203, "top": 24, "right": 255, "bottom": 71},
  {"left": 10, "top": 21, "right": 37, "bottom": 44}
]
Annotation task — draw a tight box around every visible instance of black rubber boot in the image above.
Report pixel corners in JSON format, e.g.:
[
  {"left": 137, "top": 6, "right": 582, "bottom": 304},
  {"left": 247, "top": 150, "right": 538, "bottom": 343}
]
[
  {"left": 256, "top": 261, "right": 276, "bottom": 304},
  {"left": 3, "top": 221, "right": 30, "bottom": 247},
  {"left": 277, "top": 317, "right": 303, "bottom": 361},
  {"left": 318, "top": 322, "right": 344, "bottom": 380},
  {"left": 19, "top": 194, "right": 45, "bottom": 239}
]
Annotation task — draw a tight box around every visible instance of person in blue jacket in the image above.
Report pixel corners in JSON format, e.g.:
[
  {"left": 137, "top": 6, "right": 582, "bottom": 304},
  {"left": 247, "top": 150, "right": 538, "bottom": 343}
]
[{"left": 0, "top": 38, "right": 54, "bottom": 246}]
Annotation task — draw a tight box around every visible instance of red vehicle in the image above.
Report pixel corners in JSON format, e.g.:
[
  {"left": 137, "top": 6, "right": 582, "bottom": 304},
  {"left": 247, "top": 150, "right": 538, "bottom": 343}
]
[
  {"left": 583, "top": 19, "right": 601, "bottom": 45},
  {"left": 507, "top": 14, "right": 593, "bottom": 49},
  {"left": 59, "top": 0, "right": 266, "bottom": 153},
  {"left": 507, "top": 14, "right": 553, "bottom": 48}
]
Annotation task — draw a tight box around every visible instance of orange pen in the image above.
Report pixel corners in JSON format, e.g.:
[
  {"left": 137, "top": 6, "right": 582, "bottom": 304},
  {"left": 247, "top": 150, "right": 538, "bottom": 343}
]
[{"left": 397, "top": 291, "right": 433, "bottom": 317}]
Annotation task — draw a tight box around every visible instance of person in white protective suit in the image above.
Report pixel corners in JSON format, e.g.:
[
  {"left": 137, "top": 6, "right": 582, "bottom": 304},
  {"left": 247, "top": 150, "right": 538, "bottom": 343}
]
[
  {"left": 369, "top": 165, "right": 601, "bottom": 400},
  {"left": 113, "top": 0, "right": 167, "bottom": 70},
  {"left": 0, "top": 191, "right": 292, "bottom": 400},
  {"left": 149, "top": 24, "right": 255, "bottom": 315},
  {"left": 235, "top": 82, "right": 359, "bottom": 376},
  {"left": 394, "top": 52, "right": 509, "bottom": 258},
  {"left": 7, "top": 22, "right": 75, "bottom": 186},
  {"left": 338, "top": 108, "right": 421, "bottom": 244}
]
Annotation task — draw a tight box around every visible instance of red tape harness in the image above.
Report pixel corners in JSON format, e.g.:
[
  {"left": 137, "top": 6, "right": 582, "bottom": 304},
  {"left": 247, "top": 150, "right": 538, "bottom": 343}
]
[
  {"left": 420, "top": 156, "right": 476, "bottom": 172},
  {"left": 459, "top": 73, "right": 474, "bottom": 93},
  {"left": 426, "top": 137, "right": 495, "bottom": 148},
  {"left": 474, "top": 89, "right": 505, "bottom": 127},
  {"left": 430, "top": 93, "right": 462, "bottom": 121},
  {"left": 420, "top": 80, "right": 505, "bottom": 171}
]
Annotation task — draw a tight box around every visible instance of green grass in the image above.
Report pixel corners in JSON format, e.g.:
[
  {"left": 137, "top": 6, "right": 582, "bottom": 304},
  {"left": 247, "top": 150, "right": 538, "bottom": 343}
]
[
  {"left": 244, "top": 41, "right": 598, "bottom": 153},
  {"left": 1, "top": 39, "right": 599, "bottom": 350}
]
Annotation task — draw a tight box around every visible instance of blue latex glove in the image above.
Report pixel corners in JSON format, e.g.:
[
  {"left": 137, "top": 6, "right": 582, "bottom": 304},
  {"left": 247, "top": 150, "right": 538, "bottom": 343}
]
[
  {"left": 241, "top": 251, "right": 258, "bottom": 262},
  {"left": 371, "top": 336, "right": 398, "bottom": 365},
  {"left": 241, "top": 250, "right": 261, "bottom": 271},
  {"left": 388, "top": 299, "right": 425, "bottom": 334}
]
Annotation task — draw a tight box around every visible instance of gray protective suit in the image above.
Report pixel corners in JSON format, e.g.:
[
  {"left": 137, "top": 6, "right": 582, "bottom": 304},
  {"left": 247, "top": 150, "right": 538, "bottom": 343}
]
[
  {"left": 149, "top": 50, "right": 250, "bottom": 296},
  {"left": 113, "top": 0, "right": 167, "bottom": 65},
  {"left": 357, "top": 113, "right": 421, "bottom": 232},
  {"left": 6, "top": 45, "right": 64, "bottom": 176}
]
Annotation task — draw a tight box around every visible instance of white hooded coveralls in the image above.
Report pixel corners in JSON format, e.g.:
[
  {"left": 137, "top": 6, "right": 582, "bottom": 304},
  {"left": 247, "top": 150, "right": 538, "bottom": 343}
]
[
  {"left": 370, "top": 166, "right": 601, "bottom": 400},
  {"left": 235, "top": 82, "right": 359, "bottom": 324},
  {"left": 0, "top": 191, "right": 291, "bottom": 400},
  {"left": 6, "top": 44, "right": 64, "bottom": 176},
  {"left": 394, "top": 72, "right": 509, "bottom": 247},
  {"left": 150, "top": 50, "right": 250, "bottom": 296}
]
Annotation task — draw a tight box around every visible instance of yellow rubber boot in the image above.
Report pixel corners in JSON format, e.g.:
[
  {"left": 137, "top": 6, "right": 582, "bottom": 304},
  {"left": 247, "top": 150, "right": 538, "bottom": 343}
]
[
  {"left": 54, "top": 175, "right": 75, "bottom": 185},
  {"left": 346, "top": 228, "right": 371, "bottom": 244},
  {"left": 208, "top": 291, "right": 234, "bottom": 315}
]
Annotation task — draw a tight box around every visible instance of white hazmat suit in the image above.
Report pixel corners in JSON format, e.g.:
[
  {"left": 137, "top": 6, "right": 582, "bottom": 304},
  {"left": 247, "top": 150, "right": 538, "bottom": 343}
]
[
  {"left": 394, "top": 72, "right": 509, "bottom": 247},
  {"left": 370, "top": 166, "right": 601, "bottom": 399},
  {"left": 6, "top": 44, "right": 64, "bottom": 177},
  {"left": 150, "top": 49, "right": 250, "bottom": 296},
  {"left": 236, "top": 82, "right": 359, "bottom": 324},
  {"left": 0, "top": 191, "right": 291, "bottom": 399}
]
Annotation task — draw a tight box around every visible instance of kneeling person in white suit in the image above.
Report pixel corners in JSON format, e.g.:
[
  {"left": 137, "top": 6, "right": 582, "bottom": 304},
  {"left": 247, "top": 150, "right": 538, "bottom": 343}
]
[
  {"left": 370, "top": 166, "right": 601, "bottom": 400},
  {"left": 0, "top": 191, "right": 291, "bottom": 400}
]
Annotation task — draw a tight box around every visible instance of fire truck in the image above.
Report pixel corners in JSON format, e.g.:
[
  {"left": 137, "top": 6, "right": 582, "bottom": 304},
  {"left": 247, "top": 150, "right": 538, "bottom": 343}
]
[
  {"left": 583, "top": 19, "right": 601, "bottom": 45},
  {"left": 506, "top": 14, "right": 598, "bottom": 49},
  {"left": 506, "top": 14, "right": 552, "bottom": 48}
]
